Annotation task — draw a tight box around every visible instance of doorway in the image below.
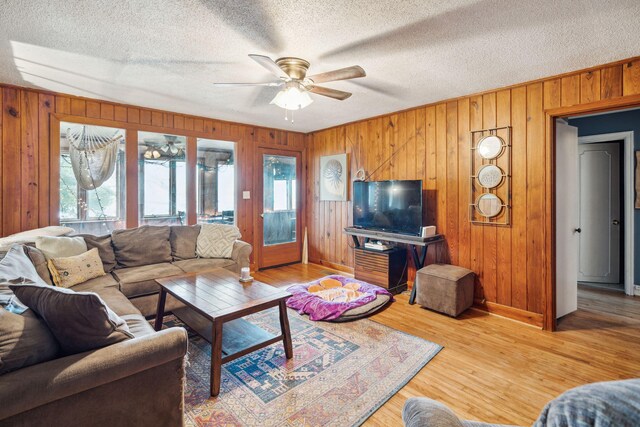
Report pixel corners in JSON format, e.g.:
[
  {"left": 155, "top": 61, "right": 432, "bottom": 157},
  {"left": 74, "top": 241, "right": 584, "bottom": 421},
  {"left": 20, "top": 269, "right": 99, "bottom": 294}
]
[
  {"left": 255, "top": 148, "right": 302, "bottom": 269},
  {"left": 555, "top": 113, "right": 636, "bottom": 322}
]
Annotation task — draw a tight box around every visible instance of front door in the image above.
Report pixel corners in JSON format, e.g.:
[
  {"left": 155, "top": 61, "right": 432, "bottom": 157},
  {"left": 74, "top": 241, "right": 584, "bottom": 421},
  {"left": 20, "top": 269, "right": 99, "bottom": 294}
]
[
  {"left": 257, "top": 149, "right": 301, "bottom": 268},
  {"left": 578, "top": 142, "right": 622, "bottom": 284}
]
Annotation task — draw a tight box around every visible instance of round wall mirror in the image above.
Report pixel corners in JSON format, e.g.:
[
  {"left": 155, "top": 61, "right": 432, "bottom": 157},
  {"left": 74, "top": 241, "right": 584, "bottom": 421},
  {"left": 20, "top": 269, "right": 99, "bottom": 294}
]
[
  {"left": 477, "top": 164, "right": 504, "bottom": 189},
  {"left": 476, "top": 193, "right": 503, "bottom": 218},
  {"left": 476, "top": 135, "right": 504, "bottom": 159}
]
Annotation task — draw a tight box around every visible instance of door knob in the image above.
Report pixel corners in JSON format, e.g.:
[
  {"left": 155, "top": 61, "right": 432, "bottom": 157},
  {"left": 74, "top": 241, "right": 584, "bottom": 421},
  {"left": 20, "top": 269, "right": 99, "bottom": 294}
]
[
  {"left": 574, "top": 228, "right": 581, "bottom": 233},
  {"left": 612, "top": 220, "right": 620, "bottom": 226}
]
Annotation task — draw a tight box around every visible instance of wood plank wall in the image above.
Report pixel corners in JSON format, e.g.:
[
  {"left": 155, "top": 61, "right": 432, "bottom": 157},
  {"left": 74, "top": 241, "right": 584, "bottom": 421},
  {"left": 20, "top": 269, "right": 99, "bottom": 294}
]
[
  {"left": 0, "top": 84, "right": 305, "bottom": 269},
  {"left": 306, "top": 57, "right": 640, "bottom": 326}
]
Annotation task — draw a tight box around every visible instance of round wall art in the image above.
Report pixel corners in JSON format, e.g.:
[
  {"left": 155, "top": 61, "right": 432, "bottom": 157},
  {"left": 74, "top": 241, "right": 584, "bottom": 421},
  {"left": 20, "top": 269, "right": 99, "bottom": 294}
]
[
  {"left": 476, "top": 135, "right": 504, "bottom": 159},
  {"left": 476, "top": 164, "right": 504, "bottom": 189},
  {"left": 475, "top": 193, "right": 503, "bottom": 218}
]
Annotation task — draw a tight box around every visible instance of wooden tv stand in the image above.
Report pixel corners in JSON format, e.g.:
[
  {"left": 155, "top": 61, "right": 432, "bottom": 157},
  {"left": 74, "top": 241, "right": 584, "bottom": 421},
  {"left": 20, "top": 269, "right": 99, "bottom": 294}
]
[
  {"left": 345, "top": 227, "right": 445, "bottom": 300},
  {"left": 354, "top": 247, "right": 408, "bottom": 294}
]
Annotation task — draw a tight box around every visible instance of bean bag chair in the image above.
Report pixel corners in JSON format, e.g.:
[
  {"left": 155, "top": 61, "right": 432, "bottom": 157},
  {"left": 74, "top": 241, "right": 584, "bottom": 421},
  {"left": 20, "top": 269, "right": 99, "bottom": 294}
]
[{"left": 286, "top": 275, "right": 393, "bottom": 321}]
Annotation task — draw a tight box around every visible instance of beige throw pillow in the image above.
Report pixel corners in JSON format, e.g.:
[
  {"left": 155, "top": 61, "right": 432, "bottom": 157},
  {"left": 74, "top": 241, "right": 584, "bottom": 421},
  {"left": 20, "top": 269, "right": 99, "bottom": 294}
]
[
  {"left": 9, "top": 283, "right": 133, "bottom": 355},
  {"left": 35, "top": 236, "right": 87, "bottom": 260},
  {"left": 47, "top": 248, "right": 105, "bottom": 288},
  {"left": 0, "top": 226, "right": 74, "bottom": 251},
  {"left": 196, "top": 224, "right": 241, "bottom": 259}
]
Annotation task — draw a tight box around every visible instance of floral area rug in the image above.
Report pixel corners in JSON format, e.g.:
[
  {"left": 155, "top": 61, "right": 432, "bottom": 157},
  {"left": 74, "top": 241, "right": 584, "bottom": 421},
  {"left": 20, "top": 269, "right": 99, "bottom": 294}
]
[{"left": 159, "top": 308, "right": 442, "bottom": 427}]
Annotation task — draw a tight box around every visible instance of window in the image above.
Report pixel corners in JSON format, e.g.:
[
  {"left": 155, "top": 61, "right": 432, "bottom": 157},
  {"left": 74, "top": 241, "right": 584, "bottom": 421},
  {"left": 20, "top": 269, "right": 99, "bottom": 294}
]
[
  {"left": 138, "top": 132, "right": 187, "bottom": 226},
  {"left": 196, "top": 139, "right": 235, "bottom": 225},
  {"left": 59, "top": 122, "right": 126, "bottom": 234}
]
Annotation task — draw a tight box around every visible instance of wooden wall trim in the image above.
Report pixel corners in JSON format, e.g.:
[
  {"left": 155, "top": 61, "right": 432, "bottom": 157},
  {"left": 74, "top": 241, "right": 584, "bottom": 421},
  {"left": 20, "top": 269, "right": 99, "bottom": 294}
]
[{"left": 306, "top": 56, "right": 640, "bottom": 329}]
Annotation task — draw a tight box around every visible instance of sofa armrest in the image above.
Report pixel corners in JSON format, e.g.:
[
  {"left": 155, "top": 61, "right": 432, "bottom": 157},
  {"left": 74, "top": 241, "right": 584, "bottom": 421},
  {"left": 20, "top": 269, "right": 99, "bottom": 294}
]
[
  {"left": 230, "top": 240, "right": 252, "bottom": 271},
  {"left": 0, "top": 327, "right": 188, "bottom": 420}
]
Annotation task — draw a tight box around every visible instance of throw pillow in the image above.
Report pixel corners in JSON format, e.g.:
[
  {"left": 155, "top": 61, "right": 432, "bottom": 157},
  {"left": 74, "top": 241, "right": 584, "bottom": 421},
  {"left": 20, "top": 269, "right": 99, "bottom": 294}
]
[
  {"left": 0, "top": 245, "right": 49, "bottom": 288},
  {"left": 23, "top": 245, "right": 54, "bottom": 286},
  {"left": 78, "top": 234, "right": 117, "bottom": 272},
  {"left": 111, "top": 226, "right": 171, "bottom": 268},
  {"left": 47, "top": 248, "right": 106, "bottom": 288},
  {"left": 9, "top": 283, "right": 133, "bottom": 355},
  {"left": 35, "top": 236, "right": 87, "bottom": 260},
  {"left": 196, "top": 224, "right": 241, "bottom": 259},
  {"left": 0, "top": 307, "right": 60, "bottom": 375},
  {"left": 0, "top": 226, "right": 74, "bottom": 251},
  {"left": 170, "top": 225, "right": 201, "bottom": 260}
]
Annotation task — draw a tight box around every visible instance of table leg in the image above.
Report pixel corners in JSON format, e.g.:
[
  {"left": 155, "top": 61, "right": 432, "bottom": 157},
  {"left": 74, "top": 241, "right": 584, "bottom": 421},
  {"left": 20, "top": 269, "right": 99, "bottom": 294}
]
[
  {"left": 409, "top": 245, "right": 423, "bottom": 305},
  {"left": 210, "top": 320, "right": 223, "bottom": 397},
  {"left": 279, "top": 301, "right": 293, "bottom": 359},
  {"left": 154, "top": 288, "right": 167, "bottom": 331}
]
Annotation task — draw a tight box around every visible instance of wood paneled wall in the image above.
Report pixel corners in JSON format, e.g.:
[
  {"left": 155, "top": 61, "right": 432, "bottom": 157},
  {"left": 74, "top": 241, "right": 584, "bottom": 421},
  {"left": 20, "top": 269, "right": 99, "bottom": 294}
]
[
  {"left": 306, "top": 57, "right": 640, "bottom": 326},
  {"left": 0, "top": 84, "right": 305, "bottom": 268}
]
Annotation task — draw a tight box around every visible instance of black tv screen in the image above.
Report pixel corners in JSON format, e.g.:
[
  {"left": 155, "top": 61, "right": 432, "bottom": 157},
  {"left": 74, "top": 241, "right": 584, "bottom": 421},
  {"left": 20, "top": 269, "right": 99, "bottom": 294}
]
[{"left": 353, "top": 180, "right": 423, "bottom": 236}]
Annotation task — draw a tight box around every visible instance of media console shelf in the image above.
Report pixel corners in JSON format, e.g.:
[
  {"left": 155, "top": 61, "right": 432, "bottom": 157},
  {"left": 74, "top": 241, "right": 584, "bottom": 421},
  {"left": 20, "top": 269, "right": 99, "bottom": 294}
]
[{"left": 344, "top": 227, "right": 445, "bottom": 303}]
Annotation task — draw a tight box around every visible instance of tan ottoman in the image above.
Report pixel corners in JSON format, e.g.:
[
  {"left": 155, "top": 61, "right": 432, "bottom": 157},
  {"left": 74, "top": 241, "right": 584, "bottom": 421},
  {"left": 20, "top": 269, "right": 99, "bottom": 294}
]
[{"left": 415, "top": 264, "right": 475, "bottom": 317}]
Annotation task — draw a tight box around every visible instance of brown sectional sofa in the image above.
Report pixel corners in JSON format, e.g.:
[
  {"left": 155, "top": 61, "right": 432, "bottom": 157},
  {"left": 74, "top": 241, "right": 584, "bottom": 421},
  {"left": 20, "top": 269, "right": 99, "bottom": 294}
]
[{"left": 0, "top": 225, "right": 252, "bottom": 426}]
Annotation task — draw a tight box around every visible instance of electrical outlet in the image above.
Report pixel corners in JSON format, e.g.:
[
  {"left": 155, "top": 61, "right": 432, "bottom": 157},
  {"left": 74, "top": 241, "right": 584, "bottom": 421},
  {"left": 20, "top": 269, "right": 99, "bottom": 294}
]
[{"left": 242, "top": 191, "right": 250, "bottom": 200}]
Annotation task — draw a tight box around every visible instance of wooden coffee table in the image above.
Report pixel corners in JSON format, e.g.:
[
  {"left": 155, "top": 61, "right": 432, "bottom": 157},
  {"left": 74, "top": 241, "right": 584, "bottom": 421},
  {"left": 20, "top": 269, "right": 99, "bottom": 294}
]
[{"left": 154, "top": 268, "right": 293, "bottom": 397}]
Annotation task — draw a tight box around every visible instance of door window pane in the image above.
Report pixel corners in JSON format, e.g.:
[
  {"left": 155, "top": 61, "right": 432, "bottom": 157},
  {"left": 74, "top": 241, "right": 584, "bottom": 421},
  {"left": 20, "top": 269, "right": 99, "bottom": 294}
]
[
  {"left": 263, "top": 154, "right": 296, "bottom": 246},
  {"left": 196, "top": 139, "right": 235, "bottom": 225},
  {"left": 59, "top": 122, "right": 126, "bottom": 234},
  {"left": 139, "top": 132, "right": 186, "bottom": 226}
]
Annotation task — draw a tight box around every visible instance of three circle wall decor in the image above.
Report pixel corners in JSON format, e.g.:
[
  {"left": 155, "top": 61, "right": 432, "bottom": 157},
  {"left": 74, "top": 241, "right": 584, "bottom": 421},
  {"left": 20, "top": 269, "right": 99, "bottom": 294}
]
[{"left": 470, "top": 127, "right": 511, "bottom": 225}]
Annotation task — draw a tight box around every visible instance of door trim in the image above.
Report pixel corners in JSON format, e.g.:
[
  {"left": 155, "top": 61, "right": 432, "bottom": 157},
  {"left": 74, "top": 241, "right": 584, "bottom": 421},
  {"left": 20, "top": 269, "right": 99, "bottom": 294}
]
[
  {"left": 545, "top": 95, "right": 640, "bottom": 331},
  {"left": 577, "top": 131, "right": 634, "bottom": 296}
]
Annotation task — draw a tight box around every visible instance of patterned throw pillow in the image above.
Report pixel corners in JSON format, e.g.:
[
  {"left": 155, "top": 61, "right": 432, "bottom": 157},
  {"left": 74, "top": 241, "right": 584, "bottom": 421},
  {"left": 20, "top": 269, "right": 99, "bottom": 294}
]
[
  {"left": 196, "top": 224, "right": 241, "bottom": 259},
  {"left": 47, "top": 248, "right": 106, "bottom": 288}
]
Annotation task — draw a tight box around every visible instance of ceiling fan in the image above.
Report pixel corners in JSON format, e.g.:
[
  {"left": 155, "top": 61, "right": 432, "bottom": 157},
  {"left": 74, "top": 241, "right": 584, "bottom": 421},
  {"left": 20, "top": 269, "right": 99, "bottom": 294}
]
[{"left": 213, "top": 54, "right": 366, "bottom": 114}]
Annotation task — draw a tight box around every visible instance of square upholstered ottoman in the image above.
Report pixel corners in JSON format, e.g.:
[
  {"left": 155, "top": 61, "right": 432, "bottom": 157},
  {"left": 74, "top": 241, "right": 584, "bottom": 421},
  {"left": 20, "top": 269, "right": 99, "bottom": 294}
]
[{"left": 415, "top": 264, "right": 475, "bottom": 317}]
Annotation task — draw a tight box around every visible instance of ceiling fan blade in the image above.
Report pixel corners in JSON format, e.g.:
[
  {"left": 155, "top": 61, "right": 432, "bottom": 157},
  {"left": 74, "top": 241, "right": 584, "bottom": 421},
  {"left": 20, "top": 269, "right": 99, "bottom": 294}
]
[
  {"left": 213, "top": 82, "right": 283, "bottom": 87},
  {"left": 248, "top": 54, "right": 289, "bottom": 79},
  {"left": 307, "top": 65, "right": 365, "bottom": 84},
  {"left": 309, "top": 85, "right": 352, "bottom": 100}
]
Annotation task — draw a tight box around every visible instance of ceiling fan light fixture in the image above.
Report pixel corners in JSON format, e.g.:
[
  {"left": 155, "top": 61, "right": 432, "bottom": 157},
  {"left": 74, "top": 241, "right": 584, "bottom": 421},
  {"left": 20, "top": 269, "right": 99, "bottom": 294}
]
[{"left": 270, "top": 84, "right": 313, "bottom": 111}]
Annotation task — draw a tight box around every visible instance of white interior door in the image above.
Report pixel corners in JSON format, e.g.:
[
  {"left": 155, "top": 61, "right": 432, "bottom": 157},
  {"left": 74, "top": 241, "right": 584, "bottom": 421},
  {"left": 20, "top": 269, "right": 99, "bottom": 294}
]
[
  {"left": 556, "top": 121, "right": 579, "bottom": 319},
  {"left": 578, "top": 142, "right": 621, "bottom": 284}
]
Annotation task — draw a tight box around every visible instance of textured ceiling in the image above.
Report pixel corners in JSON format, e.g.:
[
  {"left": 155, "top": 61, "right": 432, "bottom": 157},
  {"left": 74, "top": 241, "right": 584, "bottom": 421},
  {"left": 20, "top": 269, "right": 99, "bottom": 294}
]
[{"left": 1, "top": 0, "right": 639, "bottom": 132}]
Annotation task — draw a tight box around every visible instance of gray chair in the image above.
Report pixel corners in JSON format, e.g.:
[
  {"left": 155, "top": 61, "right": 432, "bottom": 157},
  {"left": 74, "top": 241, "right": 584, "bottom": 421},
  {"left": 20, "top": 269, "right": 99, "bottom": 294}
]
[{"left": 403, "top": 378, "right": 640, "bottom": 427}]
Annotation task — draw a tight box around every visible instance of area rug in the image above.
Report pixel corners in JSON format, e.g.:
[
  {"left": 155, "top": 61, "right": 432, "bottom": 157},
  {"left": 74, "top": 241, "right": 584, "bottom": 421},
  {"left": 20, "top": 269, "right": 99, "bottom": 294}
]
[{"left": 159, "top": 308, "right": 442, "bottom": 427}]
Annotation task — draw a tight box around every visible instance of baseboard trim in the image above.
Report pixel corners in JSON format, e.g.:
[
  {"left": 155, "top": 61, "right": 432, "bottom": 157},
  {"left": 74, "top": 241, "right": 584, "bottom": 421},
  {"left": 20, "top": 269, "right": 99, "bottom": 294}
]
[
  {"left": 472, "top": 299, "right": 544, "bottom": 328},
  {"left": 308, "top": 258, "right": 355, "bottom": 274}
]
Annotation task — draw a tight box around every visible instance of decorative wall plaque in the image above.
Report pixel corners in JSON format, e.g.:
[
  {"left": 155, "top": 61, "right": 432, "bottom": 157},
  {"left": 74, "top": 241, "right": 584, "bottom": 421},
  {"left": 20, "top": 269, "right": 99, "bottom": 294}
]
[{"left": 470, "top": 126, "right": 511, "bottom": 225}]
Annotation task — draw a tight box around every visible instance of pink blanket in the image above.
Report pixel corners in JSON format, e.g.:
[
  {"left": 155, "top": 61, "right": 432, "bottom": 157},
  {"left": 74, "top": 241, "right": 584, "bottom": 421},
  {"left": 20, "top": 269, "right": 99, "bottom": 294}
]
[{"left": 286, "top": 275, "right": 393, "bottom": 321}]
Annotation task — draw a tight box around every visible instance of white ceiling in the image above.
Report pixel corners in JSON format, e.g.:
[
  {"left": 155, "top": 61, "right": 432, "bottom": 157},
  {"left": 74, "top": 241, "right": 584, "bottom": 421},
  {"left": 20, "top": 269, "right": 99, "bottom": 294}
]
[{"left": 1, "top": 0, "right": 639, "bottom": 133}]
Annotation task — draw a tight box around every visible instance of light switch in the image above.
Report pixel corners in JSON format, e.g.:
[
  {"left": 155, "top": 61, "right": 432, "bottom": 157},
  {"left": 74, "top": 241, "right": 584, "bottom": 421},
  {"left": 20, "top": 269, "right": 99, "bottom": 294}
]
[{"left": 242, "top": 191, "right": 250, "bottom": 200}]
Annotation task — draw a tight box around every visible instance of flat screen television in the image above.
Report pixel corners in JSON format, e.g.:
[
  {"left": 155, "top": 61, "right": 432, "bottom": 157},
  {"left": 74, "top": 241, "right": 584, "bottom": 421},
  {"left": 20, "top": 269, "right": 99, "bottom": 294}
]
[{"left": 353, "top": 180, "right": 423, "bottom": 236}]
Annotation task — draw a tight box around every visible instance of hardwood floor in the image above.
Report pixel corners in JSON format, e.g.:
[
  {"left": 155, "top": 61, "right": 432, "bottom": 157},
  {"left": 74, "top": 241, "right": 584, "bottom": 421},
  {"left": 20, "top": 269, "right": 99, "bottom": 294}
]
[{"left": 254, "top": 264, "right": 640, "bottom": 426}]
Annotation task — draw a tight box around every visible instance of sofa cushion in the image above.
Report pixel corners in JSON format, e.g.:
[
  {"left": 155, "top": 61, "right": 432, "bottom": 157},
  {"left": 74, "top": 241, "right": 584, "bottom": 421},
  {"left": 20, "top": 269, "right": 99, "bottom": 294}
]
[
  {"left": 70, "top": 274, "right": 120, "bottom": 293},
  {"left": 0, "top": 307, "right": 60, "bottom": 375},
  {"left": 79, "top": 234, "right": 117, "bottom": 272},
  {"left": 35, "top": 235, "right": 87, "bottom": 260},
  {"left": 112, "top": 226, "right": 171, "bottom": 268},
  {"left": 112, "top": 263, "right": 184, "bottom": 298},
  {"left": 170, "top": 225, "right": 200, "bottom": 260},
  {"left": 196, "top": 224, "right": 241, "bottom": 258},
  {"left": 120, "top": 314, "right": 155, "bottom": 338},
  {"left": 94, "top": 286, "right": 143, "bottom": 317},
  {"left": 173, "top": 258, "right": 235, "bottom": 274},
  {"left": 47, "top": 248, "right": 106, "bottom": 288},
  {"left": 0, "top": 245, "right": 49, "bottom": 287},
  {"left": 10, "top": 283, "right": 133, "bottom": 355}
]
